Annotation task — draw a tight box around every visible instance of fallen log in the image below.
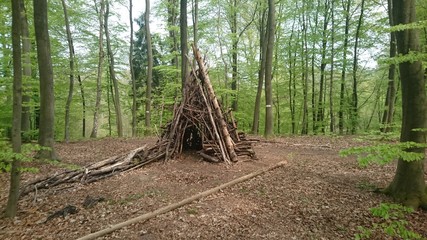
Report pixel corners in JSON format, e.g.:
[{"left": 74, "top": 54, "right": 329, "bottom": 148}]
[{"left": 76, "top": 160, "right": 287, "bottom": 240}]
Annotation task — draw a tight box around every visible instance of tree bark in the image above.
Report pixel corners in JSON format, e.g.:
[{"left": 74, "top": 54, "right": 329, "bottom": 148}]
[
  {"left": 300, "top": 1, "right": 309, "bottom": 135},
  {"left": 145, "top": 0, "right": 153, "bottom": 133},
  {"left": 350, "top": 0, "right": 365, "bottom": 134},
  {"left": 230, "top": 0, "right": 238, "bottom": 111},
  {"left": 386, "top": 0, "right": 427, "bottom": 209},
  {"left": 180, "top": 0, "right": 188, "bottom": 93},
  {"left": 130, "top": 0, "right": 137, "bottom": 137},
  {"left": 19, "top": 0, "right": 31, "bottom": 138},
  {"left": 264, "top": 0, "right": 275, "bottom": 138},
  {"left": 381, "top": 0, "right": 397, "bottom": 133},
  {"left": 287, "top": 20, "right": 297, "bottom": 134},
  {"left": 90, "top": 0, "right": 105, "bottom": 139},
  {"left": 34, "top": 0, "right": 57, "bottom": 159},
  {"left": 77, "top": 75, "right": 86, "bottom": 138},
  {"left": 251, "top": 7, "right": 267, "bottom": 135},
  {"left": 316, "top": 0, "right": 330, "bottom": 134},
  {"left": 5, "top": 0, "right": 22, "bottom": 218},
  {"left": 329, "top": 0, "right": 335, "bottom": 133},
  {"left": 104, "top": 0, "right": 123, "bottom": 137},
  {"left": 338, "top": 0, "right": 351, "bottom": 135},
  {"left": 61, "top": 0, "right": 75, "bottom": 143}
]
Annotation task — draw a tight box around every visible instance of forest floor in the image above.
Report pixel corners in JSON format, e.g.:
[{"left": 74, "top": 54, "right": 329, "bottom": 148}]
[{"left": 1, "top": 136, "right": 426, "bottom": 239}]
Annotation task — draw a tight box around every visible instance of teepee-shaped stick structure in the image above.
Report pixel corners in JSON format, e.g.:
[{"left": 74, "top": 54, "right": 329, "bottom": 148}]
[
  {"left": 159, "top": 45, "right": 255, "bottom": 163},
  {"left": 20, "top": 47, "right": 256, "bottom": 196}
]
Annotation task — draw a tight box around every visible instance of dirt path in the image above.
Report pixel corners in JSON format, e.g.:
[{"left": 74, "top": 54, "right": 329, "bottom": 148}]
[{"left": 1, "top": 136, "right": 426, "bottom": 239}]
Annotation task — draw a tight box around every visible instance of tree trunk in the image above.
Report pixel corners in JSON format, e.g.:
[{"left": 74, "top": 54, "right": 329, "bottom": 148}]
[
  {"left": 310, "top": 1, "right": 320, "bottom": 133},
  {"left": 329, "top": 0, "right": 335, "bottom": 133},
  {"left": 145, "top": 0, "right": 153, "bottom": 133},
  {"left": 130, "top": 0, "right": 137, "bottom": 137},
  {"left": 104, "top": 0, "right": 123, "bottom": 137},
  {"left": 338, "top": 0, "right": 351, "bottom": 135},
  {"left": 386, "top": 0, "right": 427, "bottom": 210},
  {"left": 350, "top": 0, "right": 365, "bottom": 134},
  {"left": 90, "top": 0, "right": 105, "bottom": 139},
  {"left": 61, "top": 0, "right": 75, "bottom": 143},
  {"left": 34, "top": 0, "right": 57, "bottom": 159},
  {"left": 264, "top": 0, "right": 275, "bottom": 138},
  {"left": 5, "top": 0, "right": 22, "bottom": 218},
  {"left": 300, "top": 1, "right": 309, "bottom": 135},
  {"left": 19, "top": 0, "right": 31, "bottom": 139},
  {"left": 230, "top": 0, "right": 238, "bottom": 111},
  {"left": 180, "top": 0, "right": 188, "bottom": 93},
  {"left": 192, "top": 0, "right": 198, "bottom": 68},
  {"left": 77, "top": 75, "right": 86, "bottom": 138},
  {"left": 381, "top": 0, "right": 397, "bottom": 133},
  {"left": 316, "top": 0, "right": 330, "bottom": 134},
  {"left": 251, "top": 7, "right": 267, "bottom": 135}
]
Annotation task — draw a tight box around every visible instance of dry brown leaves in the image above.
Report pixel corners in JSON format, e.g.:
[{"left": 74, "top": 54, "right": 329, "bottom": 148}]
[{"left": 0, "top": 136, "right": 426, "bottom": 239}]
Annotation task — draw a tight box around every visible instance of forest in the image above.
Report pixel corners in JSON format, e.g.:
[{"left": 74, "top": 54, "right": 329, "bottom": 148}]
[{"left": 1, "top": 0, "right": 427, "bottom": 239}]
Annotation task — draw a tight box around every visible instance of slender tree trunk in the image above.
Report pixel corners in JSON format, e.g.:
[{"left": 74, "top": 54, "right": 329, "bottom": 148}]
[
  {"left": 5, "top": 0, "right": 22, "bottom": 218},
  {"left": 145, "top": 0, "right": 153, "bottom": 133},
  {"left": 350, "top": 0, "right": 365, "bottom": 134},
  {"left": 287, "top": 22, "right": 296, "bottom": 134},
  {"left": 381, "top": 0, "right": 397, "bottom": 133},
  {"left": 338, "top": 0, "right": 351, "bottom": 135},
  {"left": 231, "top": 0, "right": 238, "bottom": 111},
  {"left": 251, "top": 8, "right": 267, "bottom": 135},
  {"left": 90, "top": 0, "right": 105, "bottom": 138},
  {"left": 19, "top": 0, "right": 31, "bottom": 138},
  {"left": 310, "top": 1, "right": 320, "bottom": 133},
  {"left": 104, "top": 0, "right": 123, "bottom": 137},
  {"left": 107, "top": 72, "right": 112, "bottom": 136},
  {"left": 301, "top": 1, "right": 309, "bottom": 135},
  {"left": 264, "top": 0, "right": 275, "bottom": 138},
  {"left": 386, "top": 0, "right": 427, "bottom": 209},
  {"left": 329, "top": 0, "right": 335, "bottom": 133},
  {"left": 77, "top": 75, "right": 86, "bottom": 137},
  {"left": 61, "top": 0, "right": 75, "bottom": 143},
  {"left": 316, "top": 0, "right": 330, "bottom": 134},
  {"left": 180, "top": 0, "right": 188, "bottom": 93},
  {"left": 130, "top": 0, "right": 137, "bottom": 137},
  {"left": 34, "top": 0, "right": 57, "bottom": 159},
  {"left": 192, "top": 0, "right": 198, "bottom": 68}
]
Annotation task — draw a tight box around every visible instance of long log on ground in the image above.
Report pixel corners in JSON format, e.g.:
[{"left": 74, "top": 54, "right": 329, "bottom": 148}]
[{"left": 76, "top": 160, "right": 287, "bottom": 240}]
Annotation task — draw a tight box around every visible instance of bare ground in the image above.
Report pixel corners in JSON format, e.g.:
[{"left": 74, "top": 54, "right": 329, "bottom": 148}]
[{"left": 0, "top": 136, "right": 426, "bottom": 239}]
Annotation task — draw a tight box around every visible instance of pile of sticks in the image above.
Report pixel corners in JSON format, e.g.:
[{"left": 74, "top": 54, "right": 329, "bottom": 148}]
[{"left": 20, "top": 46, "right": 255, "bottom": 196}]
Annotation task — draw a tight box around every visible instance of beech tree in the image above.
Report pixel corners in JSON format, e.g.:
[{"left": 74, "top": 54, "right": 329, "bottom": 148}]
[
  {"left": 90, "top": 0, "right": 105, "bottom": 138},
  {"left": 104, "top": 0, "right": 124, "bottom": 137},
  {"left": 385, "top": 0, "right": 427, "bottom": 209},
  {"left": 5, "top": 0, "right": 22, "bottom": 218},
  {"left": 145, "top": 0, "right": 153, "bottom": 132},
  {"left": 34, "top": 0, "right": 58, "bottom": 159},
  {"left": 61, "top": 0, "right": 76, "bottom": 143},
  {"left": 180, "top": 0, "right": 188, "bottom": 92},
  {"left": 263, "top": 0, "right": 275, "bottom": 138}
]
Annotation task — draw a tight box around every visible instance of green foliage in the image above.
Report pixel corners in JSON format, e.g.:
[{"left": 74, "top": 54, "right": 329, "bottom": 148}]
[
  {"left": 0, "top": 137, "right": 44, "bottom": 173},
  {"left": 340, "top": 141, "right": 425, "bottom": 167},
  {"left": 355, "top": 203, "right": 423, "bottom": 240}
]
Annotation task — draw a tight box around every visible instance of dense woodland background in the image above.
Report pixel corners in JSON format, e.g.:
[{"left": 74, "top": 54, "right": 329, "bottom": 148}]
[
  {"left": 1, "top": 0, "right": 426, "bottom": 140},
  {"left": 2, "top": 0, "right": 427, "bottom": 220}
]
